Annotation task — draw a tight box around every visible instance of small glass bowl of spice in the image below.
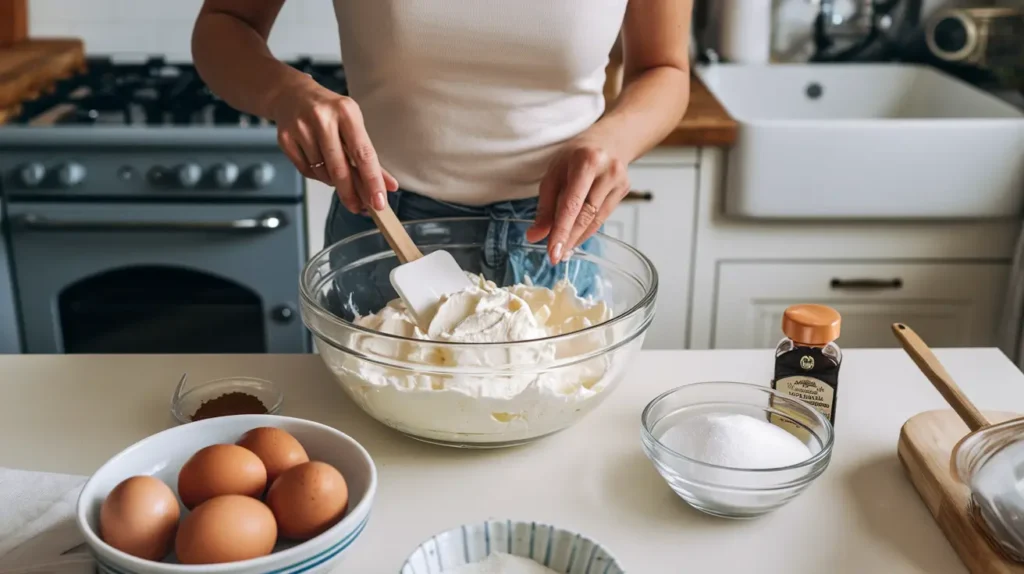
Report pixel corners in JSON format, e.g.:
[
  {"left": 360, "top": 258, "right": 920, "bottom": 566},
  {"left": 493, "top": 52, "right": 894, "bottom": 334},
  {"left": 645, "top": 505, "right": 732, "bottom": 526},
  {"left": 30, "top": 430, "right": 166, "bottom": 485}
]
[{"left": 170, "top": 374, "right": 283, "bottom": 424}]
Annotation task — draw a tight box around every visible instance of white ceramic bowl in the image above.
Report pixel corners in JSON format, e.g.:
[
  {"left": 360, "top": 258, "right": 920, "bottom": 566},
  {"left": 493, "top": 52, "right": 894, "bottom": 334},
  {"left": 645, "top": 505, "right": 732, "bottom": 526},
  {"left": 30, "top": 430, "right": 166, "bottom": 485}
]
[
  {"left": 76, "top": 415, "right": 377, "bottom": 574},
  {"left": 401, "top": 519, "right": 623, "bottom": 573}
]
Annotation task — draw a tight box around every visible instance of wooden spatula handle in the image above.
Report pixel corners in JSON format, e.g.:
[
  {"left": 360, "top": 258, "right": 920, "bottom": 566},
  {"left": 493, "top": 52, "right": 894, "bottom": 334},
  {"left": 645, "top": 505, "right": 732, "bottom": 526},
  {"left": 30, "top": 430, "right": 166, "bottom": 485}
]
[
  {"left": 367, "top": 202, "right": 422, "bottom": 264},
  {"left": 891, "top": 323, "right": 990, "bottom": 432}
]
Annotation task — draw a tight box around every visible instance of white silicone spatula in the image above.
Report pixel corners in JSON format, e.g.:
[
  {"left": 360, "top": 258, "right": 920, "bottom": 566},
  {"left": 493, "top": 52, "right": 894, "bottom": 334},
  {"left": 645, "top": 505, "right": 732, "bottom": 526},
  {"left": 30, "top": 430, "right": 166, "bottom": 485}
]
[{"left": 367, "top": 202, "right": 472, "bottom": 328}]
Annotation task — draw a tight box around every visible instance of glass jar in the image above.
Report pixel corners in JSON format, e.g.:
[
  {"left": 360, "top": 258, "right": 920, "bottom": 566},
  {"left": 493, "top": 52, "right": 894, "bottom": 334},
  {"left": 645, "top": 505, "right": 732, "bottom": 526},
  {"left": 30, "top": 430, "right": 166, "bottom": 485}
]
[{"left": 953, "top": 418, "right": 1024, "bottom": 562}]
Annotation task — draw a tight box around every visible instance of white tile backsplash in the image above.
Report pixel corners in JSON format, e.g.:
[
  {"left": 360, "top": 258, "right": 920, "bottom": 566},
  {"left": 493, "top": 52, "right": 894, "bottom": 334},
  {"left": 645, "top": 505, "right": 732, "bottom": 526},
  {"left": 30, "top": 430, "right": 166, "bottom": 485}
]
[{"left": 28, "top": 0, "right": 342, "bottom": 59}]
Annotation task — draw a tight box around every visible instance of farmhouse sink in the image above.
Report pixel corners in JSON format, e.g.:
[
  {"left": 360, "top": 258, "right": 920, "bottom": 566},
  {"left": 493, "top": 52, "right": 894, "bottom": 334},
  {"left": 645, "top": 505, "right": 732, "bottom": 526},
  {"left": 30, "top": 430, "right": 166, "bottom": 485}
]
[{"left": 697, "top": 64, "right": 1024, "bottom": 220}]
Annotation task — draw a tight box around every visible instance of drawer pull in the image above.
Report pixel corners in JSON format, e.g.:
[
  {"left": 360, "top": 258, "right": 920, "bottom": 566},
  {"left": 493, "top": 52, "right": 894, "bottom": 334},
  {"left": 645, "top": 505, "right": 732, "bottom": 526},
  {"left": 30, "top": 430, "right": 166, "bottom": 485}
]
[
  {"left": 830, "top": 278, "right": 903, "bottom": 291},
  {"left": 622, "top": 190, "right": 653, "bottom": 202}
]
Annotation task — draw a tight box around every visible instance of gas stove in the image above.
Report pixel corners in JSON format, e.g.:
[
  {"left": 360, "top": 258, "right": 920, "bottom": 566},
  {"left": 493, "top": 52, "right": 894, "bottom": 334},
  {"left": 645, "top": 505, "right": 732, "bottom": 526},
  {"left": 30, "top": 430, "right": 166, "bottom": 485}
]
[
  {"left": 0, "top": 55, "right": 334, "bottom": 355},
  {"left": 7, "top": 56, "right": 346, "bottom": 127},
  {"left": 0, "top": 55, "right": 344, "bottom": 200}
]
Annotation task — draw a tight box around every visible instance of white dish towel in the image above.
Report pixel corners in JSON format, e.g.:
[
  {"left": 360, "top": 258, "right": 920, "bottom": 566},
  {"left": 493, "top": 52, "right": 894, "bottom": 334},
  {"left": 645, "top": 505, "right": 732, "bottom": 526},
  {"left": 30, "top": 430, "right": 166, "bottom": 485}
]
[{"left": 0, "top": 467, "right": 94, "bottom": 574}]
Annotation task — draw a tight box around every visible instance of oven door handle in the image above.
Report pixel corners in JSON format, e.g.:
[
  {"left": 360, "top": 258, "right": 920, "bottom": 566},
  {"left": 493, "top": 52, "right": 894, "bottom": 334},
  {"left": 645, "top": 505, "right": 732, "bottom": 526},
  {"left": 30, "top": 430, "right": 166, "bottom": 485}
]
[{"left": 11, "top": 212, "right": 286, "bottom": 232}]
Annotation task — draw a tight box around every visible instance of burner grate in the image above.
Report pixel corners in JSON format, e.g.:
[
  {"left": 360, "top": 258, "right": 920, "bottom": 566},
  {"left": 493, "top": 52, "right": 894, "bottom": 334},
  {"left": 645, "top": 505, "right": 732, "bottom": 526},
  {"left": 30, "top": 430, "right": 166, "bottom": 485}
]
[{"left": 9, "top": 56, "right": 347, "bottom": 127}]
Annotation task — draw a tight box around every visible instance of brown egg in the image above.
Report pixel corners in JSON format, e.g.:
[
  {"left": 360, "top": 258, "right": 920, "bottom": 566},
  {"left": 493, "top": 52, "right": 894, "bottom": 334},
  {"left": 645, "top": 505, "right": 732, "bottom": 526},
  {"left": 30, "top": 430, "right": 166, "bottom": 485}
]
[
  {"left": 177, "top": 444, "right": 267, "bottom": 509},
  {"left": 99, "top": 475, "right": 180, "bottom": 561},
  {"left": 236, "top": 427, "right": 310, "bottom": 484},
  {"left": 175, "top": 495, "right": 277, "bottom": 564},
  {"left": 266, "top": 461, "right": 349, "bottom": 540}
]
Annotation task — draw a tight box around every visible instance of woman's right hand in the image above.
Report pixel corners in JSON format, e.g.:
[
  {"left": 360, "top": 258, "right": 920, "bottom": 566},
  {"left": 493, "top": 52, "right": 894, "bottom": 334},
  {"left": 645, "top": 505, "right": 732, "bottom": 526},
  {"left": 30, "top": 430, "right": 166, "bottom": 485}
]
[{"left": 268, "top": 78, "right": 398, "bottom": 213}]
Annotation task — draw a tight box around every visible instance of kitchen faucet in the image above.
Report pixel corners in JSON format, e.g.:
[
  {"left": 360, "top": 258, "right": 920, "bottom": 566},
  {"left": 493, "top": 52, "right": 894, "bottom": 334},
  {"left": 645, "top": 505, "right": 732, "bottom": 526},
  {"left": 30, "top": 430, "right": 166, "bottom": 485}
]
[
  {"left": 811, "top": 0, "right": 892, "bottom": 61},
  {"left": 817, "top": 0, "right": 876, "bottom": 36},
  {"left": 691, "top": 0, "right": 909, "bottom": 64}
]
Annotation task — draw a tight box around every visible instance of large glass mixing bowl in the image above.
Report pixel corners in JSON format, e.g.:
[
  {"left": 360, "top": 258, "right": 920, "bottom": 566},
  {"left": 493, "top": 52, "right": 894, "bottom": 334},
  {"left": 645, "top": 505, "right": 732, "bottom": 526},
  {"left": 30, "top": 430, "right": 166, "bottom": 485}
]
[{"left": 300, "top": 217, "right": 657, "bottom": 448}]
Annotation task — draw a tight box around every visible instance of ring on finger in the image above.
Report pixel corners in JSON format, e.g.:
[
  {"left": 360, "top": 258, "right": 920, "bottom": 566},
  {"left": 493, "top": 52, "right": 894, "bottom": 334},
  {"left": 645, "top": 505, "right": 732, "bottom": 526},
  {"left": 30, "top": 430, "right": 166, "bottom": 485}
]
[
  {"left": 580, "top": 200, "right": 601, "bottom": 219},
  {"left": 309, "top": 161, "right": 326, "bottom": 169}
]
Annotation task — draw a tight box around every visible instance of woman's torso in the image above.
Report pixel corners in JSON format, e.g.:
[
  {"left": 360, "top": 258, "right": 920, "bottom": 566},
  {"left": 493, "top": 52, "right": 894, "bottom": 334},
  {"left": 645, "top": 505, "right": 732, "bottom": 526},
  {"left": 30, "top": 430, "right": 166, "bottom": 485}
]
[{"left": 332, "top": 0, "right": 628, "bottom": 205}]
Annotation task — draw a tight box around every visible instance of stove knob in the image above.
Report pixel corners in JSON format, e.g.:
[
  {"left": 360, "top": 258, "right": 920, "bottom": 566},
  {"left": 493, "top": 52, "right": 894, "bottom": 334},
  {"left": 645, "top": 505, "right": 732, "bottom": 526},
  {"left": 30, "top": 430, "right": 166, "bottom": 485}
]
[
  {"left": 270, "top": 304, "right": 296, "bottom": 324},
  {"left": 175, "top": 163, "right": 202, "bottom": 188},
  {"left": 249, "top": 162, "right": 276, "bottom": 188},
  {"left": 147, "top": 166, "right": 170, "bottom": 185},
  {"left": 212, "top": 162, "right": 240, "bottom": 188},
  {"left": 56, "top": 162, "right": 87, "bottom": 188},
  {"left": 16, "top": 163, "right": 46, "bottom": 188}
]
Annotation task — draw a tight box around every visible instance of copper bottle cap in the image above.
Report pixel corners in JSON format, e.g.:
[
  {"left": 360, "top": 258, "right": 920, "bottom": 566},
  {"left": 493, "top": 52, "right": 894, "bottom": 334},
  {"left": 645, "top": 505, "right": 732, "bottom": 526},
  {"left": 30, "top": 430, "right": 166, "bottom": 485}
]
[{"left": 782, "top": 304, "right": 841, "bottom": 346}]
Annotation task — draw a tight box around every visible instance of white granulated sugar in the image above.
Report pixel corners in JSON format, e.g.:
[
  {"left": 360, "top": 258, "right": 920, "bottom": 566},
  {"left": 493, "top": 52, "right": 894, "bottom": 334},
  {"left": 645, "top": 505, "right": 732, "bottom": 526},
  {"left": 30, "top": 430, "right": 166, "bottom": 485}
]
[
  {"left": 658, "top": 412, "right": 812, "bottom": 469},
  {"left": 441, "top": 552, "right": 559, "bottom": 574}
]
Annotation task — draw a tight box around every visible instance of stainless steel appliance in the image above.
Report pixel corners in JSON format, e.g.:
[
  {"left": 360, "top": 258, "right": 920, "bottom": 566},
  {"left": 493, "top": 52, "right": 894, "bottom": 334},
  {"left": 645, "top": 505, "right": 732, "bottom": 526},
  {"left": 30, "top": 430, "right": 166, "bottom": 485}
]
[
  {"left": 809, "top": 0, "right": 922, "bottom": 62},
  {"left": 0, "top": 193, "right": 20, "bottom": 353},
  {"left": 0, "top": 57, "right": 345, "bottom": 353},
  {"left": 926, "top": 8, "right": 1024, "bottom": 71}
]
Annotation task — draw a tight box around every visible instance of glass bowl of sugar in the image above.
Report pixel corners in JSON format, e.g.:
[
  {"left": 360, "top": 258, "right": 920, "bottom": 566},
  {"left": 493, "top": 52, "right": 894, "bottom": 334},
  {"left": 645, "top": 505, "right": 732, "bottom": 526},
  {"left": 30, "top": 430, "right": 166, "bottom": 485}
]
[{"left": 641, "top": 381, "right": 834, "bottom": 519}]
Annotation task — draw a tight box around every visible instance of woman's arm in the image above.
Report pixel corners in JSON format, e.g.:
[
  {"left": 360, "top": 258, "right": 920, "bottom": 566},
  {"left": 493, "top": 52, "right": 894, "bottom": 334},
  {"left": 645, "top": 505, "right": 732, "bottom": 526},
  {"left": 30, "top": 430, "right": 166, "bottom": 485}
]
[
  {"left": 192, "top": 0, "right": 296, "bottom": 119},
  {"left": 192, "top": 0, "right": 396, "bottom": 213},
  {"left": 590, "top": 1, "right": 692, "bottom": 163},
  {"left": 527, "top": 0, "right": 692, "bottom": 263}
]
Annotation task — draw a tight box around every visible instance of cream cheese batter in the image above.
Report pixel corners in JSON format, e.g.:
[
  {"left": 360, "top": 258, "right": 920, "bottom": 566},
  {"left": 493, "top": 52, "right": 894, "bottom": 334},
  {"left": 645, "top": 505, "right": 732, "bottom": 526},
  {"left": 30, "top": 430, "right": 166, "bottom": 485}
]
[{"left": 322, "top": 274, "right": 621, "bottom": 443}]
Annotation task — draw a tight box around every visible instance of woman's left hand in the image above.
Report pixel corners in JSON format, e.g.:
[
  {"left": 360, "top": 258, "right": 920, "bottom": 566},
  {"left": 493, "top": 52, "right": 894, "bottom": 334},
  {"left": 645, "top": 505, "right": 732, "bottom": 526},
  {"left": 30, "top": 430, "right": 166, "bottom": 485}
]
[{"left": 526, "top": 137, "right": 630, "bottom": 265}]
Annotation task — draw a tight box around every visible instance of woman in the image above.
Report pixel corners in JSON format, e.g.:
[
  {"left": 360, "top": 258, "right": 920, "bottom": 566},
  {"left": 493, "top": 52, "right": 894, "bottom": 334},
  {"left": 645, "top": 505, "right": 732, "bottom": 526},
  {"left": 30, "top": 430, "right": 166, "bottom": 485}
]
[{"left": 192, "top": 1, "right": 691, "bottom": 283}]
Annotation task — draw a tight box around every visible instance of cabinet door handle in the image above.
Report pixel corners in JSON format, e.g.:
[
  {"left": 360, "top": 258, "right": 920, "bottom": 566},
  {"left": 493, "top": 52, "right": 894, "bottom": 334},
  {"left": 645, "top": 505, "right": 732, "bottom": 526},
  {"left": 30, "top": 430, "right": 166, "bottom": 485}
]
[
  {"left": 622, "top": 190, "right": 654, "bottom": 202},
  {"left": 830, "top": 278, "right": 903, "bottom": 290}
]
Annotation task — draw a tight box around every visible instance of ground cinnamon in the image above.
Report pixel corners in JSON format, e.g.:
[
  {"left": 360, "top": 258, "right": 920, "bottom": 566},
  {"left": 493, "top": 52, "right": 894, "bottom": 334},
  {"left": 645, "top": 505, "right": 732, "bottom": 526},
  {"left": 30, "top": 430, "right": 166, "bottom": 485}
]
[{"left": 191, "top": 392, "right": 268, "bottom": 421}]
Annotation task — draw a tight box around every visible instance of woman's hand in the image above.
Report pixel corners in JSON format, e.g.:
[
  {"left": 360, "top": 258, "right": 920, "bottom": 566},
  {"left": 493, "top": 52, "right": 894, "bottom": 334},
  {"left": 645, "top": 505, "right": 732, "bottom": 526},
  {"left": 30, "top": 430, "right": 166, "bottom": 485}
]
[
  {"left": 269, "top": 78, "right": 398, "bottom": 213},
  {"left": 522, "top": 0, "right": 692, "bottom": 266},
  {"left": 526, "top": 137, "right": 630, "bottom": 264}
]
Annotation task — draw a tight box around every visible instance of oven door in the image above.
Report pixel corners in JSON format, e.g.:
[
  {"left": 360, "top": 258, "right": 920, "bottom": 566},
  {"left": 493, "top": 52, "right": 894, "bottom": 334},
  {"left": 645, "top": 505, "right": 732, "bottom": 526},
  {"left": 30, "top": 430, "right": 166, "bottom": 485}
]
[
  {"left": 7, "top": 201, "right": 309, "bottom": 354},
  {"left": 0, "top": 195, "right": 22, "bottom": 353}
]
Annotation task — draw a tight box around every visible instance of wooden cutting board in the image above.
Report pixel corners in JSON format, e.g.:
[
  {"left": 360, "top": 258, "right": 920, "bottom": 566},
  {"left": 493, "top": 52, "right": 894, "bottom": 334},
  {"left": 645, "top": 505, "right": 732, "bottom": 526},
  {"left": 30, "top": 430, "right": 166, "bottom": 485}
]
[
  {"left": 0, "top": 0, "right": 29, "bottom": 48},
  {"left": 0, "top": 38, "right": 85, "bottom": 122},
  {"left": 898, "top": 409, "right": 1024, "bottom": 573}
]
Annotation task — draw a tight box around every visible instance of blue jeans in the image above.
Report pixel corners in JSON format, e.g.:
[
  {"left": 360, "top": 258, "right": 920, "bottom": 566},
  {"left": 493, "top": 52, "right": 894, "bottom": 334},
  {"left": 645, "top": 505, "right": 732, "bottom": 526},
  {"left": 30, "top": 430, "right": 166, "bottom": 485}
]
[{"left": 324, "top": 191, "right": 602, "bottom": 300}]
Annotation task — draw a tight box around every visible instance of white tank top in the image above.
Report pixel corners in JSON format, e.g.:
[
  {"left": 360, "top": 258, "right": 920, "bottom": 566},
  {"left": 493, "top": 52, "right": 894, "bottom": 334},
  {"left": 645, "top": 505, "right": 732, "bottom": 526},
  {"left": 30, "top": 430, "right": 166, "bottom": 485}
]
[{"left": 332, "top": 0, "right": 627, "bottom": 205}]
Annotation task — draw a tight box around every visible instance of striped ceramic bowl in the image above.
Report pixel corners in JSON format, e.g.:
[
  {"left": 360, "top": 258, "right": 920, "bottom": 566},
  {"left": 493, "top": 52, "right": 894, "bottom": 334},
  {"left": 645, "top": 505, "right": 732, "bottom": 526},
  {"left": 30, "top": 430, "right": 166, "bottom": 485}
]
[
  {"left": 77, "top": 415, "right": 376, "bottom": 574},
  {"left": 401, "top": 519, "right": 624, "bottom": 573}
]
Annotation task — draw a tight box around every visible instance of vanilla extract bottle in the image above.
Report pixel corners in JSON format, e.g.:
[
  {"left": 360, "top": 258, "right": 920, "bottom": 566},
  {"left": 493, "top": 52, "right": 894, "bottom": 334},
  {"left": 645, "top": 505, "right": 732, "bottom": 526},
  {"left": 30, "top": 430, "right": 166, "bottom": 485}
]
[{"left": 770, "top": 304, "right": 842, "bottom": 429}]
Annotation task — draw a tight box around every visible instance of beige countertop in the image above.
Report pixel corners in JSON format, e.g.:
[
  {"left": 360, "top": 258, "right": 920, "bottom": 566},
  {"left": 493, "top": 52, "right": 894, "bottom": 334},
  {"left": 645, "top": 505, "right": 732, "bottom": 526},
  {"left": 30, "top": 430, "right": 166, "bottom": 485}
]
[{"left": 1, "top": 348, "right": 1020, "bottom": 572}]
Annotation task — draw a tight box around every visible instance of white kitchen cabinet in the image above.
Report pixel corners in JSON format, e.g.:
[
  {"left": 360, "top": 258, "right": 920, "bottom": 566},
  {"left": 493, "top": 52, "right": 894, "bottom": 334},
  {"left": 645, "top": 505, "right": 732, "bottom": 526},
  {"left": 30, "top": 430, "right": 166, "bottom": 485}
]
[
  {"left": 626, "top": 155, "right": 699, "bottom": 350},
  {"left": 687, "top": 147, "right": 1020, "bottom": 351},
  {"left": 601, "top": 203, "right": 637, "bottom": 245},
  {"left": 712, "top": 261, "right": 1010, "bottom": 349}
]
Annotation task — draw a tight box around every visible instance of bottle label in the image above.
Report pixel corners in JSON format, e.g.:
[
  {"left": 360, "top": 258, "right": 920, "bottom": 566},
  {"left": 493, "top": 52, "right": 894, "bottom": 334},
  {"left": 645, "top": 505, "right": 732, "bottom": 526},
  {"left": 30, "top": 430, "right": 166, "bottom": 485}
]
[
  {"left": 770, "top": 346, "right": 841, "bottom": 436},
  {"left": 773, "top": 375, "right": 834, "bottom": 420}
]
